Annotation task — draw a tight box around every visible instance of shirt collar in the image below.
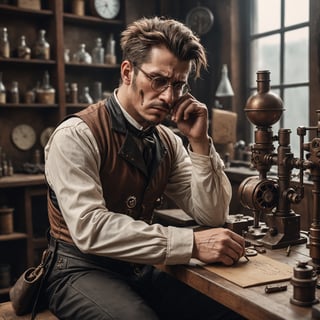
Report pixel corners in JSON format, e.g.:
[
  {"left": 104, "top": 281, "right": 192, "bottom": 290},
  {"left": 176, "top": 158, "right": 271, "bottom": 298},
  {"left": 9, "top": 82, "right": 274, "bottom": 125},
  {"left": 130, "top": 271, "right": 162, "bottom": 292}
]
[{"left": 113, "top": 89, "right": 144, "bottom": 130}]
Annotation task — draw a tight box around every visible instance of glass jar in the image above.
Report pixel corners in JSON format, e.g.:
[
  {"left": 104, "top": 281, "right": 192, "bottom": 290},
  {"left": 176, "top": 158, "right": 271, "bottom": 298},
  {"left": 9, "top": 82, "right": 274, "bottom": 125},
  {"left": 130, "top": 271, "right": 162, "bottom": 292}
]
[
  {"left": 70, "top": 82, "right": 78, "bottom": 104},
  {"left": 73, "top": 43, "right": 92, "bottom": 64},
  {"left": 92, "top": 38, "right": 104, "bottom": 64},
  {"left": 92, "top": 81, "right": 102, "bottom": 102},
  {"left": 0, "top": 72, "right": 6, "bottom": 103},
  {"left": 65, "top": 82, "right": 71, "bottom": 102},
  {"left": 36, "top": 71, "right": 55, "bottom": 104},
  {"left": 17, "top": 35, "right": 31, "bottom": 60},
  {"left": 34, "top": 29, "right": 50, "bottom": 60},
  {"left": 80, "top": 86, "right": 93, "bottom": 104},
  {"left": 9, "top": 81, "right": 19, "bottom": 103},
  {"left": 25, "top": 89, "right": 35, "bottom": 104},
  {"left": 105, "top": 33, "right": 116, "bottom": 65},
  {"left": 64, "top": 48, "right": 70, "bottom": 63},
  {"left": 0, "top": 27, "right": 10, "bottom": 58}
]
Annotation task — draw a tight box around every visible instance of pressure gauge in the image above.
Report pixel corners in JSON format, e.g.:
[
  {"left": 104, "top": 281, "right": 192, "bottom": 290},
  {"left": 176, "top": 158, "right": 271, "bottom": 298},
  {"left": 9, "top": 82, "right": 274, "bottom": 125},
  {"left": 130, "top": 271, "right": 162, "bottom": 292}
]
[{"left": 186, "top": 6, "right": 214, "bottom": 36}]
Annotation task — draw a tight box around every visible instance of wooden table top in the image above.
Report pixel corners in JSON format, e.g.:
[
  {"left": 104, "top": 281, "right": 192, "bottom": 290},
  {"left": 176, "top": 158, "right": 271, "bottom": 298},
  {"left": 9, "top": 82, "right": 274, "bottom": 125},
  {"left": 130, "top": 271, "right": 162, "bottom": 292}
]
[{"left": 157, "top": 244, "right": 319, "bottom": 320}]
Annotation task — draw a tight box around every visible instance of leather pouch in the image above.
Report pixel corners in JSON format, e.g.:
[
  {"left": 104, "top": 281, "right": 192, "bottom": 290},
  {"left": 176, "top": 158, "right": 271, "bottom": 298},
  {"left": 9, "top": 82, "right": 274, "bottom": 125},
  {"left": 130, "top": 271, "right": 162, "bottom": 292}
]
[{"left": 9, "top": 249, "right": 49, "bottom": 316}]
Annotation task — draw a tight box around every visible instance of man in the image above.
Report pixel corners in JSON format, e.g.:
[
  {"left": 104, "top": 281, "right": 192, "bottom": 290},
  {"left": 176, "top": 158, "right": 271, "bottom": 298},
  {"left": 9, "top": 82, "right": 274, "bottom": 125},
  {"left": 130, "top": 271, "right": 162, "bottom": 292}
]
[{"left": 44, "top": 16, "right": 245, "bottom": 319}]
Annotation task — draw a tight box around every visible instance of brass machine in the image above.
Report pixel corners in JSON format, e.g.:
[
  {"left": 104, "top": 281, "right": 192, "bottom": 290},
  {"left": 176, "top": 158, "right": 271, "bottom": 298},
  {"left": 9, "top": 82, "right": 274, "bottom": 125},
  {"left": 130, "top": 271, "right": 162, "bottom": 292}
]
[{"left": 238, "top": 70, "right": 320, "bottom": 271}]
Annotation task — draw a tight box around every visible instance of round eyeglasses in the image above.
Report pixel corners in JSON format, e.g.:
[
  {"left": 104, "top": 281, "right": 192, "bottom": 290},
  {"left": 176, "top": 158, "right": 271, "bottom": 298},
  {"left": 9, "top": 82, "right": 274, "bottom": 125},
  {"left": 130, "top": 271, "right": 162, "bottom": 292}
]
[{"left": 134, "top": 64, "right": 190, "bottom": 97}]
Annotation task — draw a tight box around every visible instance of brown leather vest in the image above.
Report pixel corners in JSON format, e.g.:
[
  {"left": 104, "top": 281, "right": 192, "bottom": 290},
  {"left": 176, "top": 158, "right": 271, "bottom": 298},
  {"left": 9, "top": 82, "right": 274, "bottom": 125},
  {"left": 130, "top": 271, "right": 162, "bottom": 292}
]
[{"left": 48, "top": 96, "right": 175, "bottom": 243}]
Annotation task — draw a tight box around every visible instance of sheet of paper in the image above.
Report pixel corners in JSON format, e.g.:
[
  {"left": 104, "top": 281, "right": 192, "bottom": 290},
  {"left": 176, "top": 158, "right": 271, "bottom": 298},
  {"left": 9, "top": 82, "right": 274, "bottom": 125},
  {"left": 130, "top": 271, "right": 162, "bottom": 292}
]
[{"left": 202, "top": 254, "right": 293, "bottom": 288}]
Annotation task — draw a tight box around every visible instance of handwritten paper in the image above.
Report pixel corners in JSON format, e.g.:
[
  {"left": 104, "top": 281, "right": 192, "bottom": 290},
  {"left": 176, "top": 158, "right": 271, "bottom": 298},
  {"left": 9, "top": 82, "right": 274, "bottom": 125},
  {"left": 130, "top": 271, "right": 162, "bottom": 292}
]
[{"left": 203, "top": 254, "right": 293, "bottom": 288}]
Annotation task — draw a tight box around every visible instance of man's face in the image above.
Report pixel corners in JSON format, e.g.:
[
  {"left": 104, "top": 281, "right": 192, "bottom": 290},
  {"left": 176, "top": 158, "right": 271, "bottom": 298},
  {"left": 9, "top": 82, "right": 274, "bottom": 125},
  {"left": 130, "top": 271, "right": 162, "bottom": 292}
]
[{"left": 125, "top": 46, "right": 191, "bottom": 127}]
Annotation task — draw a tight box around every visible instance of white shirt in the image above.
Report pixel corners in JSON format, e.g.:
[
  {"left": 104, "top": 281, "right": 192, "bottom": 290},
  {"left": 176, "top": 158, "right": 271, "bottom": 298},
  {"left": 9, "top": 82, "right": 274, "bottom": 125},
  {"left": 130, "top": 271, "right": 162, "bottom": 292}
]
[{"left": 45, "top": 109, "right": 232, "bottom": 265}]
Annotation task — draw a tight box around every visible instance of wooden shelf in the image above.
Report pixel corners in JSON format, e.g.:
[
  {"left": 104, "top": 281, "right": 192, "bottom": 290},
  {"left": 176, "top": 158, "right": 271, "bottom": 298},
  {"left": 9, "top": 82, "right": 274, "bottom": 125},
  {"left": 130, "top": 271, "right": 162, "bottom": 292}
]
[
  {"left": 0, "top": 4, "right": 53, "bottom": 16},
  {"left": 0, "top": 1, "right": 126, "bottom": 297},
  {"left": 0, "top": 232, "right": 27, "bottom": 241},
  {"left": 63, "top": 12, "right": 123, "bottom": 26},
  {"left": 66, "top": 62, "right": 120, "bottom": 69},
  {"left": 0, "top": 103, "right": 58, "bottom": 108},
  {"left": 0, "top": 57, "right": 56, "bottom": 65},
  {"left": 0, "top": 174, "right": 45, "bottom": 188}
]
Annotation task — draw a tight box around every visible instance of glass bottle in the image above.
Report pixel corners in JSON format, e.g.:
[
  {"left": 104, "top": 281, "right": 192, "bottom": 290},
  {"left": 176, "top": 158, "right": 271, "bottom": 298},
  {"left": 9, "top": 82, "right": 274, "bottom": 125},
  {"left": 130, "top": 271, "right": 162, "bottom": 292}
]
[
  {"left": 64, "top": 48, "right": 70, "bottom": 63},
  {"left": 70, "top": 82, "right": 78, "bottom": 104},
  {"left": 92, "top": 38, "right": 104, "bottom": 64},
  {"left": 17, "top": 35, "right": 31, "bottom": 60},
  {"left": 105, "top": 34, "right": 116, "bottom": 65},
  {"left": 34, "top": 29, "right": 50, "bottom": 60},
  {"left": 9, "top": 81, "right": 19, "bottom": 103},
  {"left": 36, "top": 71, "right": 55, "bottom": 104},
  {"left": 0, "top": 27, "right": 10, "bottom": 58},
  {"left": 80, "top": 86, "right": 93, "bottom": 104},
  {"left": 65, "top": 82, "right": 71, "bottom": 102},
  {"left": 25, "top": 88, "right": 35, "bottom": 103},
  {"left": 92, "top": 81, "right": 102, "bottom": 102},
  {"left": 0, "top": 72, "right": 6, "bottom": 103},
  {"left": 73, "top": 43, "right": 92, "bottom": 64}
]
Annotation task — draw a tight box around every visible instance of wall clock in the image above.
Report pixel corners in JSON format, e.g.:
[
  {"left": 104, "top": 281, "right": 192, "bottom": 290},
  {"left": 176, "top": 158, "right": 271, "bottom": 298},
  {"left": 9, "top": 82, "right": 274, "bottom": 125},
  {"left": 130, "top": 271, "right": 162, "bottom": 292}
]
[
  {"left": 11, "top": 124, "right": 36, "bottom": 151},
  {"left": 40, "top": 127, "right": 55, "bottom": 148},
  {"left": 186, "top": 6, "right": 214, "bottom": 36},
  {"left": 90, "top": 0, "right": 121, "bottom": 19}
]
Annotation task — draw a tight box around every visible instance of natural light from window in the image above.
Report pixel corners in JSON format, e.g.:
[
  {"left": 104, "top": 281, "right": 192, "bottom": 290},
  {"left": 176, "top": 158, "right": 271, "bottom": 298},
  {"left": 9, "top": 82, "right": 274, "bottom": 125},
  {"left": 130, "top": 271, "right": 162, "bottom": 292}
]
[{"left": 249, "top": 0, "right": 309, "bottom": 156}]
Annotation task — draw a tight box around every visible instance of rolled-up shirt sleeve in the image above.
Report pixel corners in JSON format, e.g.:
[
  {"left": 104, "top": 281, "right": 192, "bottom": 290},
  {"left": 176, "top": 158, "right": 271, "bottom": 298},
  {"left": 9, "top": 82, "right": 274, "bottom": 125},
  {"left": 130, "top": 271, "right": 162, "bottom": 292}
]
[{"left": 164, "top": 136, "right": 232, "bottom": 227}]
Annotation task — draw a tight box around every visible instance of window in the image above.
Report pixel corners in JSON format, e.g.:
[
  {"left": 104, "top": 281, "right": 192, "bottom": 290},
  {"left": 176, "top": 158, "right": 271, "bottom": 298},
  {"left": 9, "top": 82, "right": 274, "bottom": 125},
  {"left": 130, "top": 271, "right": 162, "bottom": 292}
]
[{"left": 249, "top": 0, "right": 310, "bottom": 155}]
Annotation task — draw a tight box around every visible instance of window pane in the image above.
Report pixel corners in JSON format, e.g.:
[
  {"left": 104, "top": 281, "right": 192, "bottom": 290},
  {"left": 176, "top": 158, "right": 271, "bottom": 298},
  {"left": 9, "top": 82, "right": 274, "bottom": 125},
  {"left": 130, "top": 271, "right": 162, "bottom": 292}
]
[
  {"left": 283, "top": 86, "right": 309, "bottom": 155},
  {"left": 250, "top": 35, "right": 280, "bottom": 87},
  {"left": 285, "top": 0, "right": 309, "bottom": 26},
  {"left": 284, "top": 27, "right": 309, "bottom": 84},
  {"left": 251, "top": 0, "right": 281, "bottom": 34}
]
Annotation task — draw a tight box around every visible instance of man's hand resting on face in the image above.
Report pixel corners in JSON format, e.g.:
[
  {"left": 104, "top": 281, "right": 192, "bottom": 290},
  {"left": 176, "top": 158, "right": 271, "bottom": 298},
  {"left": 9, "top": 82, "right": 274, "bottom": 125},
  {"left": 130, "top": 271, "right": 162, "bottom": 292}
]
[{"left": 192, "top": 228, "right": 246, "bottom": 266}]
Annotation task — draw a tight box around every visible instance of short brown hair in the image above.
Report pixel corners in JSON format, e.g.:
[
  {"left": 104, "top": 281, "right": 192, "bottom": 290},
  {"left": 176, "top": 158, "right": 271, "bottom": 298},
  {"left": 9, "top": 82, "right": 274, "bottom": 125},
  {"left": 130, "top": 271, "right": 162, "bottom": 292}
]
[{"left": 120, "top": 16, "right": 207, "bottom": 79}]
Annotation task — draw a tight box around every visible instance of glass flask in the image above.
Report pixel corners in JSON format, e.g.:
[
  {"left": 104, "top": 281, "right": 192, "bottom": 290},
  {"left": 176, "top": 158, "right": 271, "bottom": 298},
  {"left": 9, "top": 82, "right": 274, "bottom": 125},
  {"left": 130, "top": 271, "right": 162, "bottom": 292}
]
[
  {"left": 80, "top": 86, "right": 93, "bottom": 104},
  {"left": 0, "top": 72, "right": 6, "bottom": 103},
  {"left": 0, "top": 27, "right": 10, "bottom": 58},
  {"left": 34, "top": 29, "right": 50, "bottom": 60},
  {"left": 9, "top": 81, "right": 19, "bottom": 103},
  {"left": 105, "top": 33, "right": 116, "bottom": 65},
  {"left": 17, "top": 35, "right": 31, "bottom": 60},
  {"left": 92, "top": 38, "right": 104, "bottom": 64},
  {"left": 36, "top": 70, "right": 55, "bottom": 104},
  {"left": 73, "top": 43, "right": 92, "bottom": 64}
]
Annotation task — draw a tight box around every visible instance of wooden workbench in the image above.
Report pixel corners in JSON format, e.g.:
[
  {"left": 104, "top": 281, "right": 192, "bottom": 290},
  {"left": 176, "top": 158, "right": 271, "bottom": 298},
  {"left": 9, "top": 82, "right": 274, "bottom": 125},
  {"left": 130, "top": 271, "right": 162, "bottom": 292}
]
[{"left": 158, "top": 243, "right": 319, "bottom": 320}]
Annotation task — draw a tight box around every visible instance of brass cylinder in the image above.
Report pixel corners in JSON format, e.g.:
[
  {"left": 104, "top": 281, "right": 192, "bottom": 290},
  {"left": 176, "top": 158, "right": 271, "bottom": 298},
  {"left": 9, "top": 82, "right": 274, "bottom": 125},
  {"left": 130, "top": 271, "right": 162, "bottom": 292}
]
[{"left": 290, "top": 261, "right": 318, "bottom": 306}]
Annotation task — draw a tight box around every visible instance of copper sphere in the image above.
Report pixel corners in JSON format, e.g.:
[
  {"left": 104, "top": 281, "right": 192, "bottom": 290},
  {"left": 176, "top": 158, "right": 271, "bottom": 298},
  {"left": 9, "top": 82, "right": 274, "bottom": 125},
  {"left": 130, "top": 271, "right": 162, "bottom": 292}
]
[{"left": 244, "top": 71, "right": 284, "bottom": 127}]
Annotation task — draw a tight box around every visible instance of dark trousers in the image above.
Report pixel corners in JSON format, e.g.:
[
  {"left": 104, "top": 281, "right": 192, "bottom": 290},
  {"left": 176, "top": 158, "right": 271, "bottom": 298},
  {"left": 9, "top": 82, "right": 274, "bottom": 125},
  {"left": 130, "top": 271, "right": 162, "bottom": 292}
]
[{"left": 44, "top": 237, "right": 244, "bottom": 320}]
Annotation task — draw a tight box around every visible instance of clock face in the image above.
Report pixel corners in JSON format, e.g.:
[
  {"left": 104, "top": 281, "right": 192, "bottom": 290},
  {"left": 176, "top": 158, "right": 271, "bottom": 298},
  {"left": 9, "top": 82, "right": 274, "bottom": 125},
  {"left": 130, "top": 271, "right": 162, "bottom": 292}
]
[
  {"left": 186, "top": 6, "right": 214, "bottom": 36},
  {"left": 11, "top": 124, "right": 36, "bottom": 151},
  {"left": 40, "top": 127, "right": 55, "bottom": 148},
  {"left": 91, "top": 0, "right": 121, "bottom": 19}
]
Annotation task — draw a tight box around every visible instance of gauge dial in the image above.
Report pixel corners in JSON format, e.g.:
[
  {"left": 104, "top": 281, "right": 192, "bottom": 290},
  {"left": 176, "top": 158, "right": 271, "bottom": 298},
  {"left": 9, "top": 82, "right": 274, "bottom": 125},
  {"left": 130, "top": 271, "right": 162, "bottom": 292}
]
[
  {"left": 91, "top": 0, "right": 121, "bottom": 19},
  {"left": 11, "top": 124, "right": 36, "bottom": 151}
]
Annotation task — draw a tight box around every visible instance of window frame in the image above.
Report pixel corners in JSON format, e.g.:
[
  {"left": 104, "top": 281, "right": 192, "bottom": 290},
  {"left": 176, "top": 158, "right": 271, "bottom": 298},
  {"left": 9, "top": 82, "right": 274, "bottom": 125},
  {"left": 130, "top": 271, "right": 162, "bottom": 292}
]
[
  {"left": 230, "top": 0, "right": 320, "bottom": 144},
  {"left": 248, "top": 0, "right": 310, "bottom": 129}
]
